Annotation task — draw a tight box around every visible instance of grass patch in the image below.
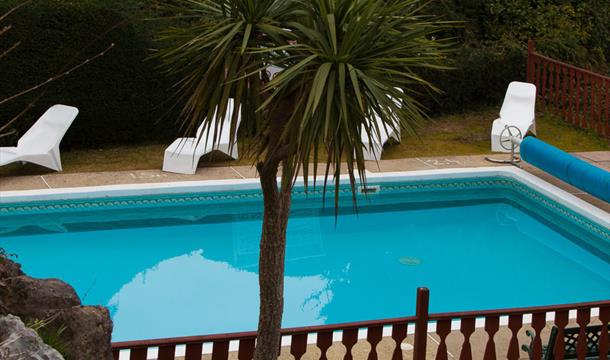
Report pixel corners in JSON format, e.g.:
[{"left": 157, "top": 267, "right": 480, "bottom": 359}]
[
  {"left": 534, "top": 112, "right": 609, "bottom": 152},
  {"left": 28, "top": 318, "right": 69, "bottom": 359},
  {"left": 0, "top": 109, "right": 607, "bottom": 177},
  {"left": 383, "top": 109, "right": 609, "bottom": 159}
]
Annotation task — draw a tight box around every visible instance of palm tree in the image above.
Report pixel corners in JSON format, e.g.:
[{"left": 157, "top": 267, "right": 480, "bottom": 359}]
[{"left": 156, "top": 0, "right": 449, "bottom": 358}]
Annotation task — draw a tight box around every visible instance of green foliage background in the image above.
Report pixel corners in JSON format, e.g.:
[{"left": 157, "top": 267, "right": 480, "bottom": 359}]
[
  {"left": 0, "top": 0, "right": 179, "bottom": 149},
  {"left": 421, "top": 0, "right": 610, "bottom": 114},
  {"left": 0, "top": 0, "right": 608, "bottom": 148}
]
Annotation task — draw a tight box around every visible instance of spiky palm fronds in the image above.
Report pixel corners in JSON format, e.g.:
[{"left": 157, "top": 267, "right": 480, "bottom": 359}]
[{"left": 156, "top": 0, "right": 450, "bottom": 198}]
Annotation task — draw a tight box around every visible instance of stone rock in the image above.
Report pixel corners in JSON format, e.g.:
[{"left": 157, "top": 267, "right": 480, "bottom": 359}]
[
  {"left": 0, "top": 276, "right": 80, "bottom": 319},
  {"left": 50, "top": 306, "right": 114, "bottom": 360},
  {"left": 0, "top": 257, "right": 114, "bottom": 359},
  {"left": 0, "top": 314, "right": 64, "bottom": 360},
  {"left": 0, "top": 258, "right": 23, "bottom": 280},
  {"left": 0, "top": 258, "right": 25, "bottom": 315}
]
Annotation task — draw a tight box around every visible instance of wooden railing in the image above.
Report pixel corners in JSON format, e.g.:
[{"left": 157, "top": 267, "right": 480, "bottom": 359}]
[
  {"left": 112, "top": 288, "right": 610, "bottom": 360},
  {"left": 111, "top": 313, "right": 418, "bottom": 360},
  {"left": 527, "top": 39, "right": 610, "bottom": 137},
  {"left": 428, "top": 298, "right": 610, "bottom": 360}
]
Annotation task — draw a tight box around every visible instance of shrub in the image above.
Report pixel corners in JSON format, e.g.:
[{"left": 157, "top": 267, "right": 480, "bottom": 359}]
[
  {"left": 420, "top": 44, "right": 525, "bottom": 115},
  {"left": 420, "top": 0, "right": 610, "bottom": 114},
  {"left": 28, "top": 319, "right": 69, "bottom": 359},
  {"left": 1, "top": 0, "right": 608, "bottom": 149},
  {"left": 0, "top": 0, "right": 179, "bottom": 149}
]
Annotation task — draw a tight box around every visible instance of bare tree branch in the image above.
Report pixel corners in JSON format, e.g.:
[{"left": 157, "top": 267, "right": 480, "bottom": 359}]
[
  {"left": 0, "top": 92, "right": 44, "bottom": 135},
  {"left": 0, "top": 0, "right": 126, "bottom": 138},
  {"left": 0, "top": 128, "right": 16, "bottom": 139},
  {"left": 0, "top": 0, "right": 31, "bottom": 23},
  {"left": 0, "top": 41, "right": 20, "bottom": 61},
  {"left": 0, "top": 24, "right": 12, "bottom": 37},
  {"left": 0, "top": 43, "right": 115, "bottom": 107}
]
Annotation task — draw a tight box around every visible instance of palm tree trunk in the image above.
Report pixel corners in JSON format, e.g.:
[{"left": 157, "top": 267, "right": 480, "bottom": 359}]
[{"left": 253, "top": 158, "right": 293, "bottom": 360}]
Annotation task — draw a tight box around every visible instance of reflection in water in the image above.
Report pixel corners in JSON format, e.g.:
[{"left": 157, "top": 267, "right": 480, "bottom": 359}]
[
  {"left": 108, "top": 250, "right": 331, "bottom": 340},
  {"left": 1, "top": 186, "right": 608, "bottom": 342},
  {"left": 231, "top": 209, "right": 325, "bottom": 268}
]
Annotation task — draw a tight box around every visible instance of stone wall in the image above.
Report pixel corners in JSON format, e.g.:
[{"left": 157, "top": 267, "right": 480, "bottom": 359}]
[
  {"left": 0, "top": 257, "right": 113, "bottom": 359},
  {"left": 0, "top": 314, "right": 65, "bottom": 359}
]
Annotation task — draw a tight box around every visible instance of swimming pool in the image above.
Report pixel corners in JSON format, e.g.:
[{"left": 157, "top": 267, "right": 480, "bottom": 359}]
[{"left": 0, "top": 168, "right": 608, "bottom": 341}]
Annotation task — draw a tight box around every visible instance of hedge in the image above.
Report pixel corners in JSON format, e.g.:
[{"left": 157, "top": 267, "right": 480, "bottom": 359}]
[
  {"left": 0, "top": 0, "right": 180, "bottom": 149},
  {"left": 2, "top": 0, "right": 607, "bottom": 149},
  {"left": 420, "top": 0, "right": 610, "bottom": 114},
  {"left": 418, "top": 45, "right": 526, "bottom": 115},
  {"left": 0, "top": 0, "right": 525, "bottom": 147}
]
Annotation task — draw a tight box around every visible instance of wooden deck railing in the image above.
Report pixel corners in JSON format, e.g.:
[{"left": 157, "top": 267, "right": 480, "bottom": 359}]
[
  {"left": 111, "top": 287, "right": 610, "bottom": 360},
  {"left": 112, "top": 314, "right": 417, "bottom": 360},
  {"left": 527, "top": 39, "right": 610, "bottom": 137},
  {"left": 428, "top": 297, "right": 610, "bottom": 360}
]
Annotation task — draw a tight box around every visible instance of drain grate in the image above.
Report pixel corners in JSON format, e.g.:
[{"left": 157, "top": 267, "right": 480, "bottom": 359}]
[
  {"left": 399, "top": 256, "right": 421, "bottom": 266},
  {"left": 359, "top": 185, "right": 380, "bottom": 194}
]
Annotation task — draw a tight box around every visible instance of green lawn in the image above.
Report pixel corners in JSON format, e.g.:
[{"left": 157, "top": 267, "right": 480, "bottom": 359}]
[
  {"left": 383, "top": 109, "right": 609, "bottom": 159},
  {"left": 1, "top": 109, "right": 607, "bottom": 176}
]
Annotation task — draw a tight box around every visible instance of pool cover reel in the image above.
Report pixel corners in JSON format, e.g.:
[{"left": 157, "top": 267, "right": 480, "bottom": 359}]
[{"left": 520, "top": 137, "right": 610, "bottom": 202}]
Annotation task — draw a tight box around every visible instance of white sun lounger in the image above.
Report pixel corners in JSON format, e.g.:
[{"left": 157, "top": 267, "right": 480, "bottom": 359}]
[
  {"left": 0, "top": 104, "right": 78, "bottom": 171},
  {"left": 266, "top": 65, "right": 283, "bottom": 79},
  {"left": 163, "top": 100, "right": 242, "bottom": 174},
  {"left": 362, "top": 89, "right": 403, "bottom": 161},
  {"left": 361, "top": 113, "right": 401, "bottom": 161},
  {"left": 491, "top": 81, "right": 537, "bottom": 153}
]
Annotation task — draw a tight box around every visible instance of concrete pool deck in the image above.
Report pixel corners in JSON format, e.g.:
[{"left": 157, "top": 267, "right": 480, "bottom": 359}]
[{"left": 1, "top": 152, "right": 608, "bottom": 211}]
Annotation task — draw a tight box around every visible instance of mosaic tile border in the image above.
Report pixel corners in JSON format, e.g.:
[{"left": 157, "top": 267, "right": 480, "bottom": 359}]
[
  {"left": 1, "top": 177, "right": 608, "bottom": 241},
  {"left": 496, "top": 179, "right": 609, "bottom": 241}
]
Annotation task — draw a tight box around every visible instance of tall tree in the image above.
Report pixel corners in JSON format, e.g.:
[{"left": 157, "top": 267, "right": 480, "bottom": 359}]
[{"left": 156, "top": 0, "right": 449, "bottom": 358}]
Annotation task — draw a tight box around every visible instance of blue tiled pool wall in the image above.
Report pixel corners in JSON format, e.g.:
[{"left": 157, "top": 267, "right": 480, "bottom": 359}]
[
  {"left": 1, "top": 176, "right": 608, "bottom": 252},
  {"left": 1, "top": 175, "right": 609, "bottom": 341}
]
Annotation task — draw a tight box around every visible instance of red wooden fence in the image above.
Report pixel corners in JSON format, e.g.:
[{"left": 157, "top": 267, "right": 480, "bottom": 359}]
[
  {"left": 527, "top": 40, "right": 610, "bottom": 138},
  {"left": 111, "top": 288, "right": 610, "bottom": 360}
]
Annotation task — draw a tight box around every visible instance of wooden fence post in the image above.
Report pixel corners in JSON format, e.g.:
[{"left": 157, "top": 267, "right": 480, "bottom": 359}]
[
  {"left": 413, "top": 287, "right": 430, "bottom": 360},
  {"left": 527, "top": 40, "right": 536, "bottom": 84}
]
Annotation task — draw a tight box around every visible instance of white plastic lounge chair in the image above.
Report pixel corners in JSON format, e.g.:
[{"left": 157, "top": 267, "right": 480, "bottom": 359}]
[
  {"left": 361, "top": 114, "right": 401, "bottom": 161},
  {"left": 163, "top": 100, "right": 242, "bottom": 174},
  {"left": 266, "top": 65, "right": 283, "bottom": 79},
  {"left": 491, "top": 81, "right": 537, "bottom": 153},
  {"left": 0, "top": 104, "right": 78, "bottom": 171}
]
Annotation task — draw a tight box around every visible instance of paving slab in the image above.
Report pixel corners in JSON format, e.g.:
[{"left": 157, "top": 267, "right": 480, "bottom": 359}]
[
  {"left": 573, "top": 151, "right": 610, "bottom": 162},
  {"left": 0, "top": 152, "right": 608, "bottom": 212},
  {"left": 364, "top": 158, "right": 433, "bottom": 172},
  {"left": 0, "top": 175, "right": 48, "bottom": 191},
  {"left": 574, "top": 193, "right": 610, "bottom": 212},
  {"left": 414, "top": 155, "right": 501, "bottom": 170},
  {"left": 596, "top": 161, "right": 610, "bottom": 171},
  {"left": 519, "top": 164, "right": 585, "bottom": 194},
  {"left": 37, "top": 167, "right": 244, "bottom": 189},
  {"left": 231, "top": 165, "right": 259, "bottom": 179}
]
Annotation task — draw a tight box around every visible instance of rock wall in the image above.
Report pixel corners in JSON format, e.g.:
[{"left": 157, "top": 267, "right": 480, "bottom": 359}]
[
  {"left": 0, "top": 257, "right": 113, "bottom": 360},
  {"left": 0, "top": 314, "right": 64, "bottom": 360}
]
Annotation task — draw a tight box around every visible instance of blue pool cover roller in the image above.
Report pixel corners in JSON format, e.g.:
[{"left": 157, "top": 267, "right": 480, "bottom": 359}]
[{"left": 520, "top": 136, "right": 610, "bottom": 202}]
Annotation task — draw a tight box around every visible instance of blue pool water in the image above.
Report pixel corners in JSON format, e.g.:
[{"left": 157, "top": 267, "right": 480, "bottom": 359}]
[{"left": 0, "top": 177, "right": 608, "bottom": 341}]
